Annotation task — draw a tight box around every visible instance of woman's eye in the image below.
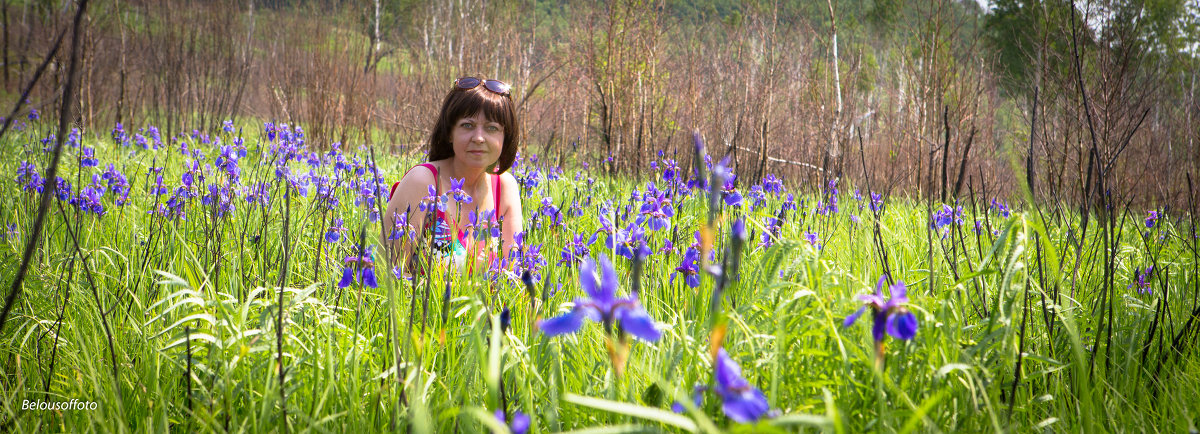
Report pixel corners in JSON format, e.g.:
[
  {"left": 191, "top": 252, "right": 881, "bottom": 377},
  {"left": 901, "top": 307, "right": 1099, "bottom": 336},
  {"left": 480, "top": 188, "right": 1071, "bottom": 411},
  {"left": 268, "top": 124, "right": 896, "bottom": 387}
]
[
  {"left": 486, "top": 125, "right": 501, "bottom": 133},
  {"left": 461, "top": 123, "right": 473, "bottom": 129}
]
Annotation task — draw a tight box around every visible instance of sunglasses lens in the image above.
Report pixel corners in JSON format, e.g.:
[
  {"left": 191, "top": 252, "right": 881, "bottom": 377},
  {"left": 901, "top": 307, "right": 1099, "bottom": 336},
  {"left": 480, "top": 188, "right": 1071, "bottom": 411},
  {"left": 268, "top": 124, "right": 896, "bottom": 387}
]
[
  {"left": 484, "top": 80, "right": 510, "bottom": 95},
  {"left": 456, "top": 77, "right": 481, "bottom": 89}
]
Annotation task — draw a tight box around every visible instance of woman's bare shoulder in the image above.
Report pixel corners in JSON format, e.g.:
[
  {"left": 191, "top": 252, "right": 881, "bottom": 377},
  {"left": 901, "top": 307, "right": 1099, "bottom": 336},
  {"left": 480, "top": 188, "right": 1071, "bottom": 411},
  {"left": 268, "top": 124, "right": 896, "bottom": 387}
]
[
  {"left": 498, "top": 171, "right": 519, "bottom": 190},
  {"left": 397, "top": 164, "right": 437, "bottom": 188},
  {"left": 387, "top": 164, "right": 437, "bottom": 209}
]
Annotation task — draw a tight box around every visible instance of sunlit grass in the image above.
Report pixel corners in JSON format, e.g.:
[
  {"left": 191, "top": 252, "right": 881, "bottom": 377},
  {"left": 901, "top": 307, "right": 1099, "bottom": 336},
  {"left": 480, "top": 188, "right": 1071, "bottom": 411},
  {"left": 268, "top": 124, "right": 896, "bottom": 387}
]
[{"left": 1, "top": 121, "right": 1198, "bottom": 432}]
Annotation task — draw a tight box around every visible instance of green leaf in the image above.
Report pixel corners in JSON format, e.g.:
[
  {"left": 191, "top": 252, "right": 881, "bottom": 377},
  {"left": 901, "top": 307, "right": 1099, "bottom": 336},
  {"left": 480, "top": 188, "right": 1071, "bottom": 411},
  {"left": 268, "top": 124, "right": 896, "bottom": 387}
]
[{"left": 564, "top": 393, "right": 698, "bottom": 432}]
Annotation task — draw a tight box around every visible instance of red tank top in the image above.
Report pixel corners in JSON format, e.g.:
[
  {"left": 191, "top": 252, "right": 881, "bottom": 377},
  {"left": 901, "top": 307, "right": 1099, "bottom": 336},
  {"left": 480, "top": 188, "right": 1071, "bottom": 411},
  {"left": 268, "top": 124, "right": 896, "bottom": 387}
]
[{"left": 388, "top": 163, "right": 502, "bottom": 246}]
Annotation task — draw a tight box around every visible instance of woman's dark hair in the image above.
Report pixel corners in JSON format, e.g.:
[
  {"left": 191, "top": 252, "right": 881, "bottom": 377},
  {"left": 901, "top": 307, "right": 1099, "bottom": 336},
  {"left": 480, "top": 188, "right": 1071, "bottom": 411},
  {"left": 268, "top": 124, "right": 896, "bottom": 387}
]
[{"left": 426, "top": 80, "right": 520, "bottom": 174}]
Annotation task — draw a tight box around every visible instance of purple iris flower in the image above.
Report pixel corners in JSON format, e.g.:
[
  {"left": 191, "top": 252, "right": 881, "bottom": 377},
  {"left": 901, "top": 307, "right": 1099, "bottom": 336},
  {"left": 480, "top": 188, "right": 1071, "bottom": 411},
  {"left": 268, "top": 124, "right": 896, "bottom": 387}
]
[
  {"left": 607, "top": 222, "right": 652, "bottom": 259},
  {"left": 844, "top": 275, "right": 919, "bottom": 342},
  {"left": 468, "top": 209, "right": 500, "bottom": 241},
  {"left": 418, "top": 185, "right": 447, "bottom": 213},
  {"left": 539, "top": 197, "right": 563, "bottom": 228},
  {"left": 763, "top": 174, "right": 783, "bottom": 195},
  {"left": 146, "top": 126, "right": 161, "bottom": 145},
  {"left": 513, "top": 243, "right": 548, "bottom": 285},
  {"left": 931, "top": 204, "right": 963, "bottom": 238},
  {"left": 243, "top": 182, "right": 270, "bottom": 207},
  {"left": 27, "top": 108, "right": 38, "bottom": 121},
  {"left": 264, "top": 122, "right": 277, "bottom": 141},
  {"left": 16, "top": 161, "right": 43, "bottom": 193},
  {"left": 637, "top": 194, "right": 674, "bottom": 231},
  {"left": 202, "top": 184, "right": 235, "bottom": 217},
  {"left": 134, "top": 134, "right": 150, "bottom": 150},
  {"left": 389, "top": 211, "right": 410, "bottom": 241},
  {"left": 66, "top": 128, "right": 82, "bottom": 148},
  {"left": 869, "top": 192, "right": 883, "bottom": 213},
  {"left": 1145, "top": 211, "right": 1159, "bottom": 229},
  {"left": 817, "top": 178, "right": 839, "bottom": 215},
  {"left": 76, "top": 186, "right": 106, "bottom": 216},
  {"left": 112, "top": 123, "right": 126, "bottom": 146},
  {"left": 745, "top": 185, "right": 766, "bottom": 211},
  {"left": 658, "top": 238, "right": 675, "bottom": 254},
  {"left": 990, "top": 198, "right": 1011, "bottom": 218},
  {"left": 494, "top": 409, "right": 530, "bottom": 434},
  {"left": 671, "top": 247, "right": 702, "bottom": 288},
  {"left": 448, "top": 177, "right": 472, "bottom": 204},
  {"left": 714, "top": 348, "right": 771, "bottom": 423},
  {"left": 80, "top": 147, "right": 98, "bottom": 167},
  {"left": 721, "top": 174, "right": 742, "bottom": 207},
  {"left": 559, "top": 231, "right": 598, "bottom": 266},
  {"left": 147, "top": 174, "right": 168, "bottom": 196},
  {"left": 326, "top": 217, "right": 345, "bottom": 243},
  {"left": 661, "top": 158, "right": 680, "bottom": 183},
  {"left": 216, "top": 145, "right": 242, "bottom": 182},
  {"left": 54, "top": 177, "right": 71, "bottom": 201},
  {"left": 162, "top": 186, "right": 192, "bottom": 220},
  {"left": 338, "top": 245, "right": 377, "bottom": 289},
  {"left": 1129, "top": 265, "right": 1154, "bottom": 295},
  {"left": 803, "top": 229, "right": 820, "bottom": 249},
  {"left": 102, "top": 164, "right": 129, "bottom": 196},
  {"left": 538, "top": 254, "right": 661, "bottom": 342}
]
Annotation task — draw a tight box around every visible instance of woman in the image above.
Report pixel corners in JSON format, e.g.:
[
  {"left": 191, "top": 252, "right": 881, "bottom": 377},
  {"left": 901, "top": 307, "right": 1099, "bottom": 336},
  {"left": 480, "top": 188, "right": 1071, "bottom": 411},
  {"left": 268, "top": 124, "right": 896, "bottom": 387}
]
[{"left": 383, "top": 77, "right": 524, "bottom": 274}]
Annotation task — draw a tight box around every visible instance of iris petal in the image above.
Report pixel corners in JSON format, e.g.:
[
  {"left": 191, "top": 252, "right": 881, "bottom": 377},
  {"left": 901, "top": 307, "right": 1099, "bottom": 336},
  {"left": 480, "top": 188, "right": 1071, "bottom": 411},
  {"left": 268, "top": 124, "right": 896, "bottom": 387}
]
[
  {"left": 510, "top": 412, "right": 530, "bottom": 434},
  {"left": 872, "top": 311, "right": 888, "bottom": 342},
  {"left": 721, "top": 389, "right": 770, "bottom": 423},
  {"left": 857, "top": 293, "right": 886, "bottom": 306},
  {"left": 618, "top": 306, "right": 661, "bottom": 342},
  {"left": 538, "top": 309, "right": 584, "bottom": 336},
  {"left": 888, "top": 280, "right": 908, "bottom": 306},
  {"left": 597, "top": 255, "right": 619, "bottom": 302},
  {"left": 338, "top": 266, "right": 354, "bottom": 288},
  {"left": 714, "top": 349, "right": 749, "bottom": 395},
  {"left": 579, "top": 258, "right": 603, "bottom": 300},
  {"left": 843, "top": 306, "right": 868, "bottom": 328},
  {"left": 362, "top": 267, "right": 377, "bottom": 288},
  {"left": 887, "top": 311, "right": 919, "bottom": 340}
]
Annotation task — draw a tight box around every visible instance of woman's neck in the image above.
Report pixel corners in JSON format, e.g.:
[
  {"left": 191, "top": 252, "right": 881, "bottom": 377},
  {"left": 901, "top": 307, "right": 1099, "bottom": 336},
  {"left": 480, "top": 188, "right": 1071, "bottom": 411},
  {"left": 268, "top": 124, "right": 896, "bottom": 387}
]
[{"left": 443, "top": 157, "right": 488, "bottom": 191}]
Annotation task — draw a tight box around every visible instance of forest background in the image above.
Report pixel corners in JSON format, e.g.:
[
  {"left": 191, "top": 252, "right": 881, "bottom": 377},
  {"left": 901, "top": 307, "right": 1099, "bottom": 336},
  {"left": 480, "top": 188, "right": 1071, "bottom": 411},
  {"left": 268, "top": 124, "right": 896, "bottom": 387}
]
[{"left": 4, "top": 0, "right": 1200, "bottom": 207}]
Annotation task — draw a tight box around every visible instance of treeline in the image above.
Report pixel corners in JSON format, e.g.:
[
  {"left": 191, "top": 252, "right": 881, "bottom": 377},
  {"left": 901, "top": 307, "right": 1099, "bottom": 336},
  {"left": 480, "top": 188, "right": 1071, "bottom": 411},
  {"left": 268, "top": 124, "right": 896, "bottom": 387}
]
[{"left": 3, "top": 0, "right": 1198, "bottom": 208}]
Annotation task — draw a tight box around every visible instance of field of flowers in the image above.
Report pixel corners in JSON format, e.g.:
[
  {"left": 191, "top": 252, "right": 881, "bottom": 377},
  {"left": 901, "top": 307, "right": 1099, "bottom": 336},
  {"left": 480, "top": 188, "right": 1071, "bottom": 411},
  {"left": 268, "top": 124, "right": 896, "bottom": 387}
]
[{"left": 2, "top": 117, "right": 1199, "bottom": 432}]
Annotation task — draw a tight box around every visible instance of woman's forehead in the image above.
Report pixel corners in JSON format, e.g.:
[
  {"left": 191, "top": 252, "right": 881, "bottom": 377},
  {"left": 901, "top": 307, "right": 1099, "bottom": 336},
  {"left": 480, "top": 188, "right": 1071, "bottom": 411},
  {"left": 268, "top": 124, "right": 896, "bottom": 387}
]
[{"left": 457, "top": 111, "right": 500, "bottom": 123}]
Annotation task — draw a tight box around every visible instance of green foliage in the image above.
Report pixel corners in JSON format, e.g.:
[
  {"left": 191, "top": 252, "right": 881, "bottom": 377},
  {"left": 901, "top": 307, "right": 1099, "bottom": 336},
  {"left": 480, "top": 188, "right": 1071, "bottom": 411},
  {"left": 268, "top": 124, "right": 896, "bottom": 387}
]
[{"left": 1, "top": 121, "right": 1198, "bottom": 431}]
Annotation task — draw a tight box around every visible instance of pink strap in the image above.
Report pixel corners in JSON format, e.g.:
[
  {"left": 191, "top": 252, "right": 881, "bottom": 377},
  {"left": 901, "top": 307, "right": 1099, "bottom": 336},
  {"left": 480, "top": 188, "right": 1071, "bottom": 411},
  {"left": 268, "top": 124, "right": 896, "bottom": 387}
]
[
  {"left": 492, "top": 174, "right": 501, "bottom": 212},
  {"left": 389, "top": 164, "right": 501, "bottom": 216}
]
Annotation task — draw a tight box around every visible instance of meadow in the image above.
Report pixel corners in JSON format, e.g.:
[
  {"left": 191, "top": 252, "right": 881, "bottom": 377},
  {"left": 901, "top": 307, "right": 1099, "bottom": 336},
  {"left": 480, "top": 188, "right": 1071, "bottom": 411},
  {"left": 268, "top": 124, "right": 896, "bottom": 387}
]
[{"left": 1, "top": 116, "right": 1198, "bottom": 433}]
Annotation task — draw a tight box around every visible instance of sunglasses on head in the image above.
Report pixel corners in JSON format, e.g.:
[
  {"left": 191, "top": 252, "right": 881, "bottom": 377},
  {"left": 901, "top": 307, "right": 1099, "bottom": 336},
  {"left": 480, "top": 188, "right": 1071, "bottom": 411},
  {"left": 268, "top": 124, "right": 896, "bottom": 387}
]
[{"left": 454, "top": 77, "right": 511, "bottom": 96}]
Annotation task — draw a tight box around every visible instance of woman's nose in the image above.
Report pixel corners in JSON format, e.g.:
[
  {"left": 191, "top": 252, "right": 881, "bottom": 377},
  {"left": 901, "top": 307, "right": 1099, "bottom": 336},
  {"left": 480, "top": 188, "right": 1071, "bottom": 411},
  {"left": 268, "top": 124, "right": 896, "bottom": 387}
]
[{"left": 472, "top": 130, "right": 485, "bottom": 142}]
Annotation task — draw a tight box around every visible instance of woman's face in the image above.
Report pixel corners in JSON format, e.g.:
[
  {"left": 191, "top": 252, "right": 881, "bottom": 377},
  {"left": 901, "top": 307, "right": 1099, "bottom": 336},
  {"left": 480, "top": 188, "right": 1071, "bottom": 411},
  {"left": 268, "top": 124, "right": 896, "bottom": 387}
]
[{"left": 450, "top": 111, "right": 505, "bottom": 170}]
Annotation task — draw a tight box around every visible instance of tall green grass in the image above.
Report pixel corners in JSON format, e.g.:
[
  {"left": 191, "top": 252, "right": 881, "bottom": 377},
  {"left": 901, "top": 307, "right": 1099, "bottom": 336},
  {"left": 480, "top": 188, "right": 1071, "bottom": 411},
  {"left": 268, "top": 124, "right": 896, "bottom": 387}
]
[{"left": 1, "top": 123, "right": 1198, "bottom": 432}]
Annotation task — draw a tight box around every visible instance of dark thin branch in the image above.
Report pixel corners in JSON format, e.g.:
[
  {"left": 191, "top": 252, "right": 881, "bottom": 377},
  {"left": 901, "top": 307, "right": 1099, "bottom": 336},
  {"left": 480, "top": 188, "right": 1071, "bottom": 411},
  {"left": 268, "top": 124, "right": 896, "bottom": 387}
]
[{"left": 0, "top": 0, "right": 89, "bottom": 336}]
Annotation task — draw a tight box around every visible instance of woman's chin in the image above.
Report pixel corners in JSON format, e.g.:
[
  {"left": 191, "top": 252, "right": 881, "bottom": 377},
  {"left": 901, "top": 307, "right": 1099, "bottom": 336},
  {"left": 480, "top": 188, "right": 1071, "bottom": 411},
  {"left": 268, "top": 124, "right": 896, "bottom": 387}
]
[{"left": 459, "top": 153, "right": 496, "bottom": 167}]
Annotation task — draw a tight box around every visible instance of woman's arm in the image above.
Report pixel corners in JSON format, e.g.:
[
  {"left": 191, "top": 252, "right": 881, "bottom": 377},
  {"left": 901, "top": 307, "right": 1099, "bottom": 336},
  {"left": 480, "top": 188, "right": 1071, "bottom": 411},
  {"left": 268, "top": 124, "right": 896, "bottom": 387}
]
[
  {"left": 381, "top": 166, "right": 436, "bottom": 270},
  {"left": 497, "top": 172, "right": 524, "bottom": 257}
]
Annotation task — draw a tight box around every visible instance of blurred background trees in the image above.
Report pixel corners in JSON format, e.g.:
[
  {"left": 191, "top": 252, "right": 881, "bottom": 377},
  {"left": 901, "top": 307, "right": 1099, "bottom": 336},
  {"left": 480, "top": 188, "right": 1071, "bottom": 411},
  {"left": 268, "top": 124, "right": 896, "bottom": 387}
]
[{"left": 4, "top": 0, "right": 1198, "bottom": 206}]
